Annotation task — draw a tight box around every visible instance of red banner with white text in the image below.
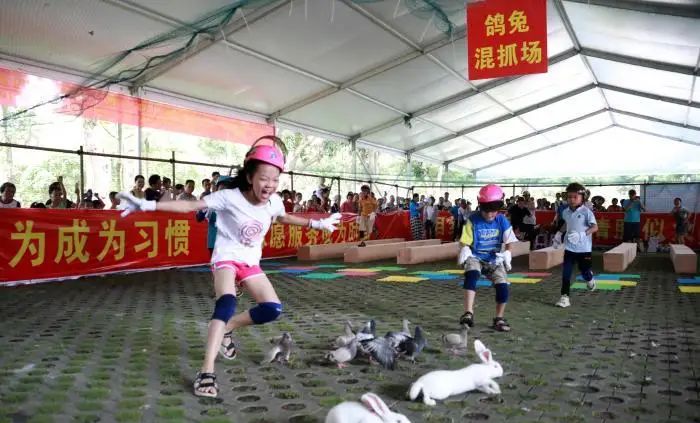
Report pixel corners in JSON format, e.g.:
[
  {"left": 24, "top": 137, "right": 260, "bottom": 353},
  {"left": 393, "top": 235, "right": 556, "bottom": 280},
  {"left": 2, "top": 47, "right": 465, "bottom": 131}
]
[{"left": 467, "top": 0, "right": 547, "bottom": 80}]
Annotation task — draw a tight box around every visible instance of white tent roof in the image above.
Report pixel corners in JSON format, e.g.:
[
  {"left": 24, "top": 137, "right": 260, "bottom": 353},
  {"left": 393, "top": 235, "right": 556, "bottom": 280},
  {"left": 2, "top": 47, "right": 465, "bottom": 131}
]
[{"left": 1, "top": 0, "right": 699, "bottom": 177}]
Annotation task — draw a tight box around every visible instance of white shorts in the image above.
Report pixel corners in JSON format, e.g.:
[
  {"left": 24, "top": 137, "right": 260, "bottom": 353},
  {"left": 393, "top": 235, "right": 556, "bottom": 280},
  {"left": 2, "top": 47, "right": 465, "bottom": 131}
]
[{"left": 358, "top": 215, "right": 373, "bottom": 232}]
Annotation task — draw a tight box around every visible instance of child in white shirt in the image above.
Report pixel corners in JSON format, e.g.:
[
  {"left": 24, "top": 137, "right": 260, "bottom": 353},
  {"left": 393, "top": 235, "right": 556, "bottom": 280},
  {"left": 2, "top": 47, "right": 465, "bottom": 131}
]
[{"left": 117, "top": 137, "right": 340, "bottom": 399}]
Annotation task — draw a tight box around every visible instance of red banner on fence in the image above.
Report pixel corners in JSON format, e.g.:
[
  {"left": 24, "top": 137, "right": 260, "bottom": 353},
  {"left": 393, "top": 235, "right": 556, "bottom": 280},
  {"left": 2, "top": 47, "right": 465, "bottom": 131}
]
[
  {"left": 0, "top": 209, "right": 696, "bottom": 284},
  {"left": 0, "top": 210, "right": 361, "bottom": 284},
  {"left": 467, "top": 0, "right": 547, "bottom": 80}
]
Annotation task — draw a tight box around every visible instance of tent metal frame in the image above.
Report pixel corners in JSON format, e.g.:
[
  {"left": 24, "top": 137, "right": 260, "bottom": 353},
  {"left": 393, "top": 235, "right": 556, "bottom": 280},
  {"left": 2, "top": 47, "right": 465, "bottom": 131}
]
[{"left": 2, "top": 0, "right": 699, "bottom": 176}]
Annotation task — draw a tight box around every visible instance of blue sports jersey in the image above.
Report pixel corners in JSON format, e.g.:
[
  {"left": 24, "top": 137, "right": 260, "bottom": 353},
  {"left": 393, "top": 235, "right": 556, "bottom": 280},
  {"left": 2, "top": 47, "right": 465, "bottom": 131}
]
[{"left": 460, "top": 213, "right": 515, "bottom": 262}]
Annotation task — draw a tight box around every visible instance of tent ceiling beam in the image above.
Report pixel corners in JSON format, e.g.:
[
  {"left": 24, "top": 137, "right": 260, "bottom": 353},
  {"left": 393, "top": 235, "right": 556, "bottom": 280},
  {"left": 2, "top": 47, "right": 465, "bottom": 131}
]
[
  {"left": 270, "top": 28, "right": 469, "bottom": 119},
  {"left": 612, "top": 108, "right": 700, "bottom": 132},
  {"left": 445, "top": 108, "right": 608, "bottom": 165},
  {"left": 563, "top": 0, "right": 700, "bottom": 19},
  {"left": 412, "top": 80, "right": 699, "bottom": 154},
  {"left": 472, "top": 125, "right": 613, "bottom": 173},
  {"left": 582, "top": 48, "right": 699, "bottom": 76},
  {"left": 449, "top": 106, "right": 700, "bottom": 166},
  {"left": 616, "top": 124, "right": 700, "bottom": 147},
  {"left": 554, "top": 0, "right": 614, "bottom": 124},
  {"left": 599, "top": 83, "right": 700, "bottom": 108},
  {"left": 130, "top": 0, "right": 289, "bottom": 88},
  {"left": 352, "top": 48, "right": 579, "bottom": 140},
  {"left": 409, "top": 83, "right": 598, "bottom": 153}
]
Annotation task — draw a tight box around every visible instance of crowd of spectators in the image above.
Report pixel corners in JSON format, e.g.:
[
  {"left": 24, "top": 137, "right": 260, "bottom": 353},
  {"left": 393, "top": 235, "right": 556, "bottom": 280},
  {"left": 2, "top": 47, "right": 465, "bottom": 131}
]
[{"left": 0, "top": 175, "right": 692, "bottom": 246}]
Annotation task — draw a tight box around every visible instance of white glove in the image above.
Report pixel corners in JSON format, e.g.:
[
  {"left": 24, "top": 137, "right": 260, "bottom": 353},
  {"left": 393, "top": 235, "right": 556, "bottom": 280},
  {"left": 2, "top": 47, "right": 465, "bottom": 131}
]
[
  {"left": 116, "top": 192, "right": 156, "bottom": 217},
  {"left": 552, "top": 232, "right": 563, "bottom": 249},
  {"left": 495, "top": 250, "right": 512, "bottom": 272},
  {"left": 458, "top": 246, "right": 473, "bottom": 267},
  {"left": 310, "top": 213, "right": 342, "bottom": 232},
  {"left": 566, "top": 231, "right": 588, "bottom": 245}
]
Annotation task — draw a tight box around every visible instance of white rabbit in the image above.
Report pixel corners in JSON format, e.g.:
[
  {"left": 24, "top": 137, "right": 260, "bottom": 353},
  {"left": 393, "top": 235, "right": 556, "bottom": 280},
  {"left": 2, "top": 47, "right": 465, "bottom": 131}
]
[
  {"left": 408, "top": 340, "right": 502, "bottom": 406},
  {"left": 325, "top": 392, "right": 411, "bottom": 423}
]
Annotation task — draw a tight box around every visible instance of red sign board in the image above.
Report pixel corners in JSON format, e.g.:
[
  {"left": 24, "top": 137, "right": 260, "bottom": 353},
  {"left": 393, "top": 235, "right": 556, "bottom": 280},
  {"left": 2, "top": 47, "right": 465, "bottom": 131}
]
[{"left": 467, "top": 0, "right": 548, "bottom": 80}]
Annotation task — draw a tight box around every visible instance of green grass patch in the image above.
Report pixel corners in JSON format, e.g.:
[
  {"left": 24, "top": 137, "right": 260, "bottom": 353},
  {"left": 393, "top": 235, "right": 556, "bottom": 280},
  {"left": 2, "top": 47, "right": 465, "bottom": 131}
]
[
  {"left": 4, "top": 392, "right": 29, "bottom": 404},
  {"left": 497, "top": 406, "right": 527, "bottom": 418},
  {"left": 115, "top": 410, "right": 142, "bottom": 423},
  {"left": 127, "top": 363, "right": 148, "bottom": 372},
  {"left": 311, "top": 388, "right": 335, "bottom": 397},
  {"left": 407, "top": 403, "right": 431, "bottom": 412},
  {"left": 118, "top": 399, "right": 146, "bottom": 409},
  {"left": 121, "top": 389, "right": 146, "bottom": 398},
  {"left": 157, "top": 397, "right": 183, "bottom": 407},
  {"left": 124, "top": 378, "right": 148, "bottom": 387},
  {"left": 81, "top": 387, "right": 110, "bottom": 400},
  {"left": 72, "top": 414, "right": 101, "bottom": 423},
  {"left": 301, "top": 379, "right": 324, "bottom": 387},
  {"left": 156, "top": 407, "right": 185, "bottom": 418},
  {"left": 76, "top": 401, "right": 102, "bottom": 412},
  {"left": 202, "top": 408, "right": 227, "bottom": 416},
  {"left": 43, "top": 392, "right": 68, "bottom": 402},
  {"left": 275, "top": 391, "right": 300, "bottom": 399},
  {"left": 61, "top": 367, "right": 82, "bottom": 375},
  {"left": 200, "top": 419, "right": 230, "bottom": 423},
  {"left": 533, "top": 403, "right": 560, "bottom": 412},
  {"left": 37, "top": 402, "right": 63, "bottom": 414},
  {"left": 319, "top": 396, "right": 344, "bottom": 407},
  {"left": 92, "top": 371, "right": 112, "bottom": 381},
  {"left": 27, "top": 414, "right": 53, "bottom": 423}
]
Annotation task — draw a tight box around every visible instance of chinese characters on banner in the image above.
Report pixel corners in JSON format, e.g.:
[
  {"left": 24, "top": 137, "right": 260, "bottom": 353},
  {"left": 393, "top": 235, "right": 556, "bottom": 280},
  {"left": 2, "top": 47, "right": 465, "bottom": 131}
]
[
  {"left": 0, "top": 210, "right": 361, "bottom": 284},
  {"left": 1, "top": 210, "right": 696, "bottom": 284},
  {"left": 467, "top": 0, "right": 547, "bottom": 80}
]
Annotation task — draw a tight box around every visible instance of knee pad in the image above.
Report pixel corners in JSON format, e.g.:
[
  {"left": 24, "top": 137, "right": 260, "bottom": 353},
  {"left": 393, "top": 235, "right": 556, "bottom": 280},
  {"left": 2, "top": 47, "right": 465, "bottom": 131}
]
[
  {"left": 463, "top": 270, "right": 480, "bottom": 291},
  {"left": 249, "top": 302, "right": 282, "bottom": 324},
  {"left": 211, "top": 294, "right": 237, "bottom": 323},
  {"left": 495, "top": 283, "right": 509, "bottom": 304}
]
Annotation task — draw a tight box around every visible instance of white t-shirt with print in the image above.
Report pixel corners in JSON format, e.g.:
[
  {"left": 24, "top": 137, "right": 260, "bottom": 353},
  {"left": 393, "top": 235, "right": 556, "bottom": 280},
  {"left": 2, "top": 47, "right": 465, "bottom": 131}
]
[{"left": 204, "top": 188, "right": 286, "bottom": 265}]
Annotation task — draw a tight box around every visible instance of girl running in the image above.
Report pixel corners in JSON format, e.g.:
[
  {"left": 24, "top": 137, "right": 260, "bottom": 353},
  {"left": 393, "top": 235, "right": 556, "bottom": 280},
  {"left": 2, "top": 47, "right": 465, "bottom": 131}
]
[{"left": 117, "top": 136, "right": 341, "bottom": 398}]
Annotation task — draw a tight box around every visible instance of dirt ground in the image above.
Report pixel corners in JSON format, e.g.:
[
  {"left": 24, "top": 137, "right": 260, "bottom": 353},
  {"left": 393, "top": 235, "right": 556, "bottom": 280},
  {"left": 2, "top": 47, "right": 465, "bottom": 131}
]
[{"left": 0, "top": 253, "right": 698, "bottom": 423}]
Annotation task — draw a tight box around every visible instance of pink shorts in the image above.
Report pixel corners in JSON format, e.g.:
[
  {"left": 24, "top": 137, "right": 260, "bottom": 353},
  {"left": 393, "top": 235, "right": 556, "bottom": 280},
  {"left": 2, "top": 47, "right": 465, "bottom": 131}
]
[{"left": 211, "top": 260, "right": 264, "bottom": 286}]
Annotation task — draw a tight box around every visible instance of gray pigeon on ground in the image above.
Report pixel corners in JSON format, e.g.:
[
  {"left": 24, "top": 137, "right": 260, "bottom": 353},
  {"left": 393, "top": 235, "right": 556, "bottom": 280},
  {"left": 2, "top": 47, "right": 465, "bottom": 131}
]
[
  {"left": 385, "top": 319, "right": 412, "bottom": 348},
  {"left": 360, "top": 336, "right": 399, "bottom": 370},
  {"left": 333, "top": 320, "right": 356, "bottom": 348},
  {"left": 326, "top": 338, "right": 357, "bottom": 368},
  {"left": 397, "top": 326, "right": 427, "bottom": 363},
  {"left": 263, "top": 332, "right": 293, "bottom": 364},
  {"left": 356, "top": 319, "right": 376, "bottom": 341}
]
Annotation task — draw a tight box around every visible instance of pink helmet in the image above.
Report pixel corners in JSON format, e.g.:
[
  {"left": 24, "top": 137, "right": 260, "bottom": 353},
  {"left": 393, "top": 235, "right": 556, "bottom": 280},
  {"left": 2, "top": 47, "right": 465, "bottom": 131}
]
[
  {"left": 477, "top": 184, "right": 505, "bottom": 204},
  {"left": 245, "top": 136, "right": 286, "bottom": 171}
]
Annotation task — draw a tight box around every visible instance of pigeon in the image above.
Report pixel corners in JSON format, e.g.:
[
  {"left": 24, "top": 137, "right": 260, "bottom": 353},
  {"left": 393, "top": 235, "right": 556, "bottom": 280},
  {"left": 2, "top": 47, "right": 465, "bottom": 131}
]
[
  {"left": 263, "top": 332, "right": 293, "bottom": 364},
  {"left": 333, "top": 320, "right": 356, "bottom": 348},
  {"left": 386, "top": 319, "right": 412, "bottom": 348},
  {"left": 441, "top": 324, "right": 469, "bottom": 354},
  {"left": 357, "top": 320, "right": 377, "bottom": 357},
  {"left": 360, "top": 336, "right": 399, "bottom": 370},
  {"left": 357, "top": 319, "right": 376, "bottom": 341},
  {"left": 397, "top": 326, "right": 428, "bottom": 363},
  {"left": 326, "top": 338, "right": 357, "bottom": 368}
]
